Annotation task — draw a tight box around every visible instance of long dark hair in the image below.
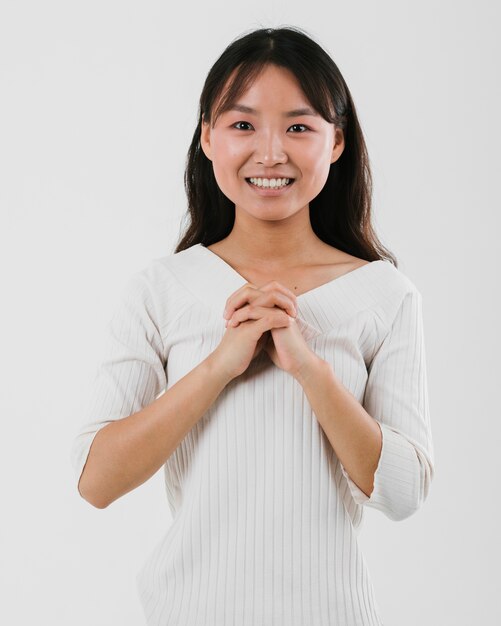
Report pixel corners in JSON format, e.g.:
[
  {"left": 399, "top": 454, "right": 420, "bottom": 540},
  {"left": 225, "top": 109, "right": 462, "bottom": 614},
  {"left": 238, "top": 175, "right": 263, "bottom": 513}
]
[{"left": 175, "top": 25, "right": 397, "bottom": 267}]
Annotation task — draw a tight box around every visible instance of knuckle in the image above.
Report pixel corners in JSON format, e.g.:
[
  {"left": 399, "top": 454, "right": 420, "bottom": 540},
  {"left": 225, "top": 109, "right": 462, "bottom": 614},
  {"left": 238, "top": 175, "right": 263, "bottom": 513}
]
[{"left": 263, "top": 281, "right": 278, "bottom": 292}]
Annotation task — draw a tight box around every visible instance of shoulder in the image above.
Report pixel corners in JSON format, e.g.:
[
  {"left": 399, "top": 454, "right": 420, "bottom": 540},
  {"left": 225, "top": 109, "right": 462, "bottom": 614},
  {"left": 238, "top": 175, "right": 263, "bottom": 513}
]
[
  {"left": 322, "top": 248, "right": 417, "bottom": 297},
  {"left": 112, "top": 245, "right": 201, "bottom": 327},
  {"left": 126, "top": 244, "right": 211, "bottom": 327},
  {"left": 128, "top": 244, "right": 201, "bottom": 292},
  {"left": 375, "top": 259, "right": 420, "bottom": 293},
  {"left": 365, "top": 260, "right": 423, "bottom": 329}
]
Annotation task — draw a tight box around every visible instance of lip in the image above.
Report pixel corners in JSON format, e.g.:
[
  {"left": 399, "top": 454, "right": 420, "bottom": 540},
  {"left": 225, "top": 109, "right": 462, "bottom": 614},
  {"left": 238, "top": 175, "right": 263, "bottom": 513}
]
[
  {"left": 246, "top": 175, "right": 295, "bottom": 179},
  {"left": 245, "top": 178, "right": 295, "bottom": 196}
]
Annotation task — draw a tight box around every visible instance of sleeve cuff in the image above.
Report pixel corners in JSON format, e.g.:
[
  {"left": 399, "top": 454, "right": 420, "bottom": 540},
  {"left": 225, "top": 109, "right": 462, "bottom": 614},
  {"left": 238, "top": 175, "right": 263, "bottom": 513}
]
[
  {"left": 70, "top": 424, "right": 107, "bottom": 497},
  {"left": 339, "top": 420, "right": 421, "bottom": 515}
]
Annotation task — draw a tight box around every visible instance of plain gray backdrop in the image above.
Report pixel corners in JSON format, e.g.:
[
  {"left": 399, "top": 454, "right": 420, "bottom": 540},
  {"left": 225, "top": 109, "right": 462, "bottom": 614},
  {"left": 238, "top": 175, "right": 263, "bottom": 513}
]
[{"left": 1, "top": 1, "right": 499, "bottom": 624}]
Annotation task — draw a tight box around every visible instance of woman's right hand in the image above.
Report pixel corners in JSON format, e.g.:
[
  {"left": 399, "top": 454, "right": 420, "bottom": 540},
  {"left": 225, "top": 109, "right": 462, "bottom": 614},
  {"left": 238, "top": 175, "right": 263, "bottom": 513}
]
[{"left": 210, "top": 281, "right": 298, "bottom": 381}]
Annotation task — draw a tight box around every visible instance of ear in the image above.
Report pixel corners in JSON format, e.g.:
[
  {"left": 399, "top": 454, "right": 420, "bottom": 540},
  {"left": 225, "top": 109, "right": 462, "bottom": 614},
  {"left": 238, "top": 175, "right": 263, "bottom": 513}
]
[
  {"left": 200, "top": 115, "right": 212, "bottom": 161},
  {"left": 330, "top": 127, "right": 345, "bottom": 164}
]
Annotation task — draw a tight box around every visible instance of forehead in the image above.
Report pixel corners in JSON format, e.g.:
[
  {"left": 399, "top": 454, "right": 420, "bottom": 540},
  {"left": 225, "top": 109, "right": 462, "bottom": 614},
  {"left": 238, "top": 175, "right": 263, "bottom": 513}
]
[
  {"left": 224, "top": 64, "right": 306, "bottom": 100},
  {"left": 211, "top": 64, "right": 316, "bottom": 124}
]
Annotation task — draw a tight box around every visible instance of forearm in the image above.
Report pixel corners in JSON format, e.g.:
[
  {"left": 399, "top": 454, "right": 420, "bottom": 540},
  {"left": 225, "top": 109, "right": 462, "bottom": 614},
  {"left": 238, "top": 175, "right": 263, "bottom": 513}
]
[
  {"left": 78, "top": 353, "right": 233, "bottom": 509},
  {"left": 294, "top": 355, "right": 382, "bottom": 498}
]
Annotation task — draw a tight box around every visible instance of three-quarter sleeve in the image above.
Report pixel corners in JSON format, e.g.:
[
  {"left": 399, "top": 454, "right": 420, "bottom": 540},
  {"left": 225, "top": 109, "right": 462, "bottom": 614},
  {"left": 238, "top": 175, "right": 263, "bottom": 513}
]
[
  {"left": 339, "top": 287, "right": 435, "bottom": 521},
  {"left": 69, "top": 270, "right": 167, "bottom": 496}
]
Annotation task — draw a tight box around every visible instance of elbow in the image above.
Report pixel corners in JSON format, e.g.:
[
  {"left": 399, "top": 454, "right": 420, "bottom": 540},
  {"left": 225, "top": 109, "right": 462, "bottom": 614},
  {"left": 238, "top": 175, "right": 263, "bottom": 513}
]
[
  {"left": 77, "top": 472, "right": 111, "bottom": 510},
  {"left": 84, "top": 494, "right": 110, "bottom": 510},
  {"left": 74, "top": 434, "right": 115, "bottom": 509}
]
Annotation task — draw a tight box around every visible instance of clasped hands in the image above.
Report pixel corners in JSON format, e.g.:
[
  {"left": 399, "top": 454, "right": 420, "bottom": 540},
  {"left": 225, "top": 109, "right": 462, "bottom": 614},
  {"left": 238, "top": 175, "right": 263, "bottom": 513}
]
[{"left": 217, "top": 279, "right": 322, "bottom": 382}]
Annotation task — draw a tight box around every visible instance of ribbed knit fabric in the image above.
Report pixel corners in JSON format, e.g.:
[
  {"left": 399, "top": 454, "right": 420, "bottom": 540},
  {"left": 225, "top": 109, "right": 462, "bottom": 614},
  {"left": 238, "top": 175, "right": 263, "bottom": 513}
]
[{"left": 70, "top": 242, "right": 434, "bottom": 626}]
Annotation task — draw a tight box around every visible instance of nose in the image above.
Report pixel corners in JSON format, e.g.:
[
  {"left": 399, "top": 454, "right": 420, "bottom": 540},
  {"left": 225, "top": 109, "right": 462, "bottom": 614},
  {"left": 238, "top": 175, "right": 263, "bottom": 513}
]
[{"left": 253, "top": 129, "right": 287, "bottom": 166}]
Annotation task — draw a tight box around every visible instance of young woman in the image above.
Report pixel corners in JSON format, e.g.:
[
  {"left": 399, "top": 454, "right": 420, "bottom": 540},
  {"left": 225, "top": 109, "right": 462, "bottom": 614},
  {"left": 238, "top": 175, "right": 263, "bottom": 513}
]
[{"left": 71, "top": 26, "right": 435, "bottom": 626}]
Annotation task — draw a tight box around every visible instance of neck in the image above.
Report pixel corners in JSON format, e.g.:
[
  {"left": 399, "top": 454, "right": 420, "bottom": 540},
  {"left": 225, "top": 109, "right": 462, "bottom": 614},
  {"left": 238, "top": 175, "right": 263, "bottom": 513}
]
[{"left": 220, "top": 206, "right": 324, "bottom": 269}]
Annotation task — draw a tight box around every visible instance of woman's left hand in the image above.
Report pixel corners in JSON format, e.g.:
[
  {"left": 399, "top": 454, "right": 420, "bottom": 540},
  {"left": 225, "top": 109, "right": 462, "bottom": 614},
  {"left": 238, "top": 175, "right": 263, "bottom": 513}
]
[{"left": 223, "top": 280, "right": 319, "bottom": 378}]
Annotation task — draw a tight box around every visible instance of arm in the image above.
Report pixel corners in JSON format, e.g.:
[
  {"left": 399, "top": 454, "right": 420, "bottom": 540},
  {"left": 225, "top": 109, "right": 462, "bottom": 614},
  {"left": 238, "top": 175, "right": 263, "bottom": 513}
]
[
  {"left": 70, "top": 269, "right": 233, "bottom": 509},
  {"left": 77, "top": 354, "right": 232, "bottom": 509},
  {"left": 295, "top": 356, "right": 383, "bottom": 499},
  {"left": 295, "top": 288, "right": 435, "bottom": 521}
]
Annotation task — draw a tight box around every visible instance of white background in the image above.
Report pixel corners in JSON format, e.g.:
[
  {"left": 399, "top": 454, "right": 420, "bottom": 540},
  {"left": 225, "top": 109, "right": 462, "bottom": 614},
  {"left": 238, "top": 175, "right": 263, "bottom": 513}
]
[{"left": 1, "top": 1, "right": 499, "bottom": 624}]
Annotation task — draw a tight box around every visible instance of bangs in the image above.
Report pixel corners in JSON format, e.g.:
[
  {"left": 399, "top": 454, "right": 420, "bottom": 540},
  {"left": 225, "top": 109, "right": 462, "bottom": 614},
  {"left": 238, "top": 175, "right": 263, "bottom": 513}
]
[
  {"left": 209, "top": 60, "right": 337, "bottom": 128},
  {"left": 210, "top": 61, "right": 268, "bottom": 127}
]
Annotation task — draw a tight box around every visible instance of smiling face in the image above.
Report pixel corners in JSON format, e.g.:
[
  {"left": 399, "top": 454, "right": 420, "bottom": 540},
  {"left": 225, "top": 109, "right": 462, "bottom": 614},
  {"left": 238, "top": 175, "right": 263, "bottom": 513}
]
[{"left": 200, "top": 63, "right": 345, "bottom": 223}]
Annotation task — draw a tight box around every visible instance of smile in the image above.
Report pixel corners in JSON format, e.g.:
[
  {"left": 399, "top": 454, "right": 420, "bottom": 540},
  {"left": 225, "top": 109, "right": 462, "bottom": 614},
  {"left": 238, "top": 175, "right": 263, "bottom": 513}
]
[
  {"left": 248, "top": 177, "right": 292, "bottom": 188},
  {"left": 245, "top": 177, "right": 295, "bottom": 195}
]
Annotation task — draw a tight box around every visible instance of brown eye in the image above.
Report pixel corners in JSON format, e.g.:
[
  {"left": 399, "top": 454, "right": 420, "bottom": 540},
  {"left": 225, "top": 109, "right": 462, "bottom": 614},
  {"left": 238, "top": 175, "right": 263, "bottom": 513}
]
[
  {"left": 289, "top": 124, "right": 308, "bottom": 133},
  {"left": 233, "top": 121, "right": 253, "bottom": 131}
]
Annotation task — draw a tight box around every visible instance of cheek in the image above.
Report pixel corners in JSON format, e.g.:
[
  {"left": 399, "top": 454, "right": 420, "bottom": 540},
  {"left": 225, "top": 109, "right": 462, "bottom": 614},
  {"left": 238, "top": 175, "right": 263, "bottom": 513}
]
[
  {"left": 212, "top": 139, "right": 242, "bottom": 170},
  {"left": 301, "top": 137, "right": 332, "bottom": 161},
  {"left": 298, "top": 151, "right": 332, "bottom": 189},
  {"left": 212, "top": 165, "right": 229, "bottom": 192},
  {"left": 210, "top": 144, "right": 230, "bottom": 178},
  {"left": 300, "top": 142, "right": 333, "bottom": 175},
  {"left": 211, "top": 153, "right": 241, "bottom": 195}
]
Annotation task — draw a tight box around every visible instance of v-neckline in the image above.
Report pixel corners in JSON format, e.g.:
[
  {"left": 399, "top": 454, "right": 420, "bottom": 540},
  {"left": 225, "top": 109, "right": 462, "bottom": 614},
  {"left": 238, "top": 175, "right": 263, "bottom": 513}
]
[{"left": 195, "top": 243, "right": 385, "bottom": 301}]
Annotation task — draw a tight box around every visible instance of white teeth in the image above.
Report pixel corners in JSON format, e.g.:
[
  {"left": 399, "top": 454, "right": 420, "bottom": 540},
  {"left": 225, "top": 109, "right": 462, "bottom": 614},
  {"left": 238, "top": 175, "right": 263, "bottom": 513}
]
[{"left": 249, "top": 177, "right": 291, "bottom": 188}]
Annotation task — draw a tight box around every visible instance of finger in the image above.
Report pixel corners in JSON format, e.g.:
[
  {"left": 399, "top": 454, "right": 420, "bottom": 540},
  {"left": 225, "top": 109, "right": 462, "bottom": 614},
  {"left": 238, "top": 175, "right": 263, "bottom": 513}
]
[
  {"left": 258, "top": 280, "right": 298, "bottom": 304},
  {"left": 224, "top": 283, "right": 297, "bottom": 320},
  {"left": 256, "top": 309, "right": 293, "bottom": 331},
  {"left": 253, "top": 289, "right": 298, "bottom": 318},
  {"left": 232, "top": 311, "right": 291, "bottom": 339},
  {"left": 226, "top": 294, "right": 295, "bottom": 326},
  {"left": 223, "top": 283, "right": 259, "bottom": 319},
  {"left": 227, "top": 305, "right": 292, "bottom": 328}
]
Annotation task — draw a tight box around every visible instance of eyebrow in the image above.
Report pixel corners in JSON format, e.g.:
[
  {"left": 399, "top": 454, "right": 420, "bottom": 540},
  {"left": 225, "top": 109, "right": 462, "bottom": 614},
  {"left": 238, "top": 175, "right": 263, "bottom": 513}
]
[{"left": 227, "top": 104, "right": 319, "bottom": 117}]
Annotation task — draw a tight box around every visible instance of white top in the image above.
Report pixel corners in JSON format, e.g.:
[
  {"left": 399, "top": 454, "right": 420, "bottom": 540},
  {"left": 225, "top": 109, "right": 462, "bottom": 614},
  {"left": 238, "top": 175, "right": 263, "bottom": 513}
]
[{"left": 70, "top": 242, "right": 435, "bottom": 626}]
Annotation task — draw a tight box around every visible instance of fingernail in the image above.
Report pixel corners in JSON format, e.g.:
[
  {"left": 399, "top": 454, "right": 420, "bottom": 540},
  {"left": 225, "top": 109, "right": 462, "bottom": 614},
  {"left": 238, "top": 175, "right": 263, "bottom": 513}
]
[{"left": 223, "top": 308, "right": 228, "bottom": 319}]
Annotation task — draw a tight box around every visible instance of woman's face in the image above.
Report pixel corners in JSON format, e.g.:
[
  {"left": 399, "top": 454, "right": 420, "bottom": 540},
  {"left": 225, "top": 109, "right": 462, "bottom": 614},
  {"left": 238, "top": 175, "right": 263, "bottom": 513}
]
[{"left": 200, "top": 63, "right": 344, "bottom": 222}]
